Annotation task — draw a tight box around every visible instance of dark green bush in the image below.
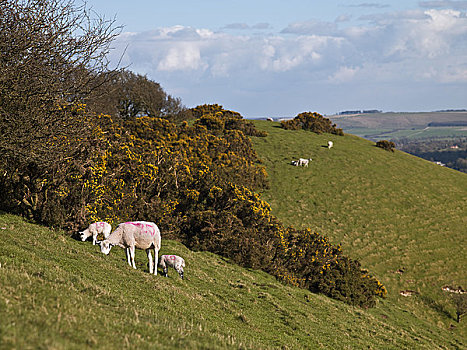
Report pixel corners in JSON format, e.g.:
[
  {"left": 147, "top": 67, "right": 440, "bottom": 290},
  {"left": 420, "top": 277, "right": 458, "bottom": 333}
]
[
  {"left": 281, "top": 112, "right": 344, "bottom": 135},
  {"left": 376, "top": 140, "right": 396, "bottom": 152}
]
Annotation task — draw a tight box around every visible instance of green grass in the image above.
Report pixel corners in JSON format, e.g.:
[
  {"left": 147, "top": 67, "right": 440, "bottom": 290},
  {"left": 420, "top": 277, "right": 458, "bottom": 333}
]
[
  {"left": 0, "top": 213, "right": 465, "bottom": 349},
  {"left": 252, "top": 120, "right": 467, "bottom": 342},
  {"left": 1, "top": 122, "right": 466, "bottom": 349}
]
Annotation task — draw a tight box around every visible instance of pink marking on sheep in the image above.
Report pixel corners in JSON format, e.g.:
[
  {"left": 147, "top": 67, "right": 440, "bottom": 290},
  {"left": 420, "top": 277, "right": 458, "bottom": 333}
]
[{"left": 124, "top": 222, "right": 156, "bottom": 236}]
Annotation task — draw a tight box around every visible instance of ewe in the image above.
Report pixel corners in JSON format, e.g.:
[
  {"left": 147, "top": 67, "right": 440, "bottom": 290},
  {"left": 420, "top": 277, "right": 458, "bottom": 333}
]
[{"left": 98, "top": 221, "right": 161, "bottom": 275}]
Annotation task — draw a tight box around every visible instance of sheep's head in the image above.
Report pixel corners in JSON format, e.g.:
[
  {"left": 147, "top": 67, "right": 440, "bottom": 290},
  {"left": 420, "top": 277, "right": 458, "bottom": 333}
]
[
  {"left": 79, "top": 230, "right": 89, "bottom": 242},
  {"left": 97, "top": 240, "right": 113, "bottom": 255}
]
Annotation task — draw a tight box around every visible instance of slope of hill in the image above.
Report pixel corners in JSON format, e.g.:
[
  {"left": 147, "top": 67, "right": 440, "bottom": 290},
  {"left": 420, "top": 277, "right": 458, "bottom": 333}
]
[
  {"left": 251, "top": 120, "right": 466, "bottom": 343},
  {"left": 0, "top": 212, "right": 465, "bottom": 349}
]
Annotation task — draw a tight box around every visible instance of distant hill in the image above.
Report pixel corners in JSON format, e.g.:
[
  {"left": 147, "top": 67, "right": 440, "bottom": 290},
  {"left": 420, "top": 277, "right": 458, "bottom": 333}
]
[{"left": 329, "top": 111, "right": 467, "bottom": 141}]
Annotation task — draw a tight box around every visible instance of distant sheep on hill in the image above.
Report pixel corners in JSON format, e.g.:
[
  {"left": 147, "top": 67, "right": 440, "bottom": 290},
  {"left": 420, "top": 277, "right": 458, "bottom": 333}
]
[
  {"left": 328, "top": 141, "right": 333, "bottom": 149},
  {"left": 296, "top": 158, "right": 312, "bottom": 167}
]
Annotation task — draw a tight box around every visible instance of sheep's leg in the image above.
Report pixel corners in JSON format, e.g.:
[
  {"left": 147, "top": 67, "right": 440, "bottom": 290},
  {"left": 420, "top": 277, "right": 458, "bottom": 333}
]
[
  {"left": 92, "top": 234, "right": 97, "bottom": 245},
  {"left": 177, "top": 266, "right": 184, "bottom": 279},
  {"left": 153, "top": 247, "right": 158, "bottom": 275},
  {"left": 125, "top": 248, "right": 132, "bottom": 266},
  {"left": 147, "top": 249, "right": 153, "bottom": 274},
  {"left": 129, "top": 246, "right": 136, "bottom": 269}
]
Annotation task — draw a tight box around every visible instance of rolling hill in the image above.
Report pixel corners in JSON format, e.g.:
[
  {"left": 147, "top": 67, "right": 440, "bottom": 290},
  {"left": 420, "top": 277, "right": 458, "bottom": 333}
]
[
  {"left": 328, "top": 111, "right": 467, "bottom": 140},
  {"left": 251, "top": 120, "right": 467, "bottom": 343},
  {"left": 0, "top": 121, "right": 466, "bottom": 349}
]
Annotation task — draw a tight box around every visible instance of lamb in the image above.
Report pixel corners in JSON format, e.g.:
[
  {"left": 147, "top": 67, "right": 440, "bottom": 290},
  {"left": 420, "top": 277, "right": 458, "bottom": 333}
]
[
  {"left": 159, "top": 255, "right": 185, "bottom": 279},
  {"left": 79, "top": 222, "right": 112, "bottom": 245},
  {"left": 97, "top": 221, "right": 161, "bottom": 275},
  {"left": 328, "top": 141, "right": 333, "bottom": 149}
]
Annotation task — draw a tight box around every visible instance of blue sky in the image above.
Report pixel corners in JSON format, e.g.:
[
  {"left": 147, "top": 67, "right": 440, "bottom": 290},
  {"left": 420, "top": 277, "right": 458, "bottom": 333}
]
[{"left": 87, "top": 1, "right": 467, "bottom": 117}]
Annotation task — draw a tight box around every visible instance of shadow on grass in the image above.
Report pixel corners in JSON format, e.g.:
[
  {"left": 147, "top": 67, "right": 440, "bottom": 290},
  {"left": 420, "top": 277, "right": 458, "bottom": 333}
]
[{"left": 419, "top": 294, "right": 454, "bottom": 321}]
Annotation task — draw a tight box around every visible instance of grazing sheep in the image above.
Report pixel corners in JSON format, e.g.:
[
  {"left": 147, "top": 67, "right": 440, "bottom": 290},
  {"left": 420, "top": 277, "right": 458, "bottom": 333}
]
[
  {"left": 79, "top": 222, "right": 112, "bottom": 245},
  {"left": 159, "top": 255, "right": 185, "bottom": 279},
  {"left": 98, "top": 221, "right": 161, "bottom": 275},
  {"left": 297, "top": 158, "right": 312, "bottom": 167},
  {"left": 399, "top": 290, "right": 418, "bottom": 297},
  {"left": 442, "top": 286, "right": 466, "bottom": 294},
  {"left": 291, "top": 160, "right": 298, "bottom": 166},
  {"left": 328, "top": 141, "right": 333, "bottom": 149}
]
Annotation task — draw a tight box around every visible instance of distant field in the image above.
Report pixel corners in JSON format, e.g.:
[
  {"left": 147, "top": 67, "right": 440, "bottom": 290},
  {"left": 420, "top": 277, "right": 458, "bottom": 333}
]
[
  {"left": 346, "top": 126, "right": 467, "bottom": 141},
  {"left": 329, "top": 111, "right": 467, "bottom": 141}
]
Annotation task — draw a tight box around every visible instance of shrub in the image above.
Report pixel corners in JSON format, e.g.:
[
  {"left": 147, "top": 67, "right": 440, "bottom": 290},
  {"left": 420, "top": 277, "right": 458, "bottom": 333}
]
[
  {"left": 376, "top": 140, "right": 396, "bottom": 152},
  {"left": 281, "top": 112, "right": 344, "bottom": 135},
  {"left": 191, "top": 104, "right": 268, "bottom": 137}
]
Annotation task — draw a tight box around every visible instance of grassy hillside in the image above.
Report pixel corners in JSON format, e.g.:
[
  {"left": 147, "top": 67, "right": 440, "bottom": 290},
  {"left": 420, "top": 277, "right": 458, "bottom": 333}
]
[
  {"left": 0, "top": 212, "right": 465, "bottom": 349},
  {"left": 251, "top": 121, "right": 467, "bottom": 340}
]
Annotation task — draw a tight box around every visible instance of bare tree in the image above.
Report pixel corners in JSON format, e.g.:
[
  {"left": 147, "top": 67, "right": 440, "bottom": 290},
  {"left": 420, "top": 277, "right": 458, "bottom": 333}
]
[
  {"left": 0, "top": 0, "right": 121, "bottom": 219},
  {"left": 0, "top": 0, "right": 121, "bottom": 166}
]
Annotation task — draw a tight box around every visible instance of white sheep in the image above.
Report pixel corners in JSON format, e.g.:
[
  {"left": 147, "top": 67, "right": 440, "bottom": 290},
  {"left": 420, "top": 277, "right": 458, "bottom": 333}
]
[
  {"left": 328, "top": 141, "right": 333, "bottom": 149},
  {"left": 97, "top": 221, "right": 161, "bottom": 275},
  {"left": 297, "top": 158, "right": 312, "bottom": 167},
  {"left": 79, "top": 222, "right": 112, "bottom": 245},
  {"left": 159, "top": 255, "right": 185, "bottom": 279}
]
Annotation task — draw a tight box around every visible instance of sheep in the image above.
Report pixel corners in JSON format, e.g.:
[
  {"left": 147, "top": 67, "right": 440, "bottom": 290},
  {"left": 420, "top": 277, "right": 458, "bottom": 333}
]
[
  {"left": 328, "top": 141, "right": 333, "bottom": 149},
  {"left": 291, "top": 160, "right": 298, "bottom": 166},
  {"left": 442, "top": 285, "right": 466, "bottom": 294},
  {"left": 97, "top": 221, "right": 161, "bottom": 275},
  {"left": 159, "top": 255, "right": 185, "bottom": 279},
  {"left": 79, "top": 222, "right": 112, "bottom": 245},
  {"left": 297, "top": 158, "right": 312, "bottom": 167}
]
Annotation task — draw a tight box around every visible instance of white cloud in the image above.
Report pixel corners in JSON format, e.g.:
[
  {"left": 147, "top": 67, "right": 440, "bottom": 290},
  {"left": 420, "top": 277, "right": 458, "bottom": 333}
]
[
  {"left": 348, "top": 3, "right": 390, "bottom": 9},
  {"left": 328, "top": 66, "right": 360, "bottom": 83},
  {"left": 157, "top": 44, "right": 207, "bottom": 72},
  {"left": 419, "top": 1, "right": 467, "bottom": 9},
  {"left": 108, "top": 7, "right": 467, "bottom": 116}
]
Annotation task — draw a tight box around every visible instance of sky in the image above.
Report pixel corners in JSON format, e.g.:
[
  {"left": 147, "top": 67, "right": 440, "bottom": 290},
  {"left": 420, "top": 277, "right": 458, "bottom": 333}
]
[{"left": 86, "top": 0, "right": 467, "bottom": 117}]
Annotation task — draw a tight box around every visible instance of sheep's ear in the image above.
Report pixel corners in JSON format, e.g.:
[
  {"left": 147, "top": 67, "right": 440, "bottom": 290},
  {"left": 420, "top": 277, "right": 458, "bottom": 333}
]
[{"left": 96, "top": 240, "right": 102, "bottom": 246}]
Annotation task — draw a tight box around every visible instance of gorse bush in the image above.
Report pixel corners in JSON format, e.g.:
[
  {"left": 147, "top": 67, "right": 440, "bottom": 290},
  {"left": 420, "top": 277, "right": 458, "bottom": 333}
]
[
  {"left": 281, "top": 112, "right": 344, "bottom": 135},
  {"left": 0, "top": 98, "right": 385, "bottom": 307},
  {"left": 192, "top": 104, "right": 268, "bottom": 137}
]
